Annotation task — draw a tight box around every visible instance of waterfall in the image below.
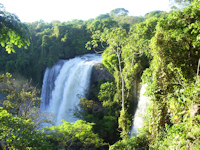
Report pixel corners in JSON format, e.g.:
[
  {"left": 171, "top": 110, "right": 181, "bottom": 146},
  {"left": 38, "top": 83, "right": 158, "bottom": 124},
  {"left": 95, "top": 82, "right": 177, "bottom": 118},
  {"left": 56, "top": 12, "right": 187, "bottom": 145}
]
[
  {"left": 130, "top": 84, "right": 150, "bottom": 136},
  {"left": 40, "top": 54, "right": 102, "bottom": 125},
  {"left": 40, "top": 60, "right": 65, "bottom": 111}
]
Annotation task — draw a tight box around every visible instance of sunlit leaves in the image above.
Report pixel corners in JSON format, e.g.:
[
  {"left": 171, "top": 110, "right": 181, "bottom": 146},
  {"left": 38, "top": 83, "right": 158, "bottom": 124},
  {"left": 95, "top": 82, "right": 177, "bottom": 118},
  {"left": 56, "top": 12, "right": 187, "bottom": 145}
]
[
  {"left": 44, "top": 120, "right": 105, "bottom": 149},
  {"left": 0, "top": 73, "right": 41, "bottom": 120},
  {"left": 0, "top": 4, "right": 31, "bottom": 53},
  {"left": 141, "top": 1, "right": 200, "bottom": 149},
  {"left": 151, "top": 1, "right": 200, "bottom": 79},
  {"left": 87, "top": 26, "right": 146, "bottom": 138},
  {"left": 0, "top": 107, "right": 54, "bottom": 149},
  {"left": 98, "top": 81, "right": 116, "bottom": 107}
]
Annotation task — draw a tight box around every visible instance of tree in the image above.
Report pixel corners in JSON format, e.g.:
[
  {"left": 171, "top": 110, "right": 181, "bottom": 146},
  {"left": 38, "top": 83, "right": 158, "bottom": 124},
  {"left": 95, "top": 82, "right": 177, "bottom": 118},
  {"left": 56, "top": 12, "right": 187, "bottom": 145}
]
[
  {"left": 0, "top": 3, "right": 30, "bottom": 53},
  {"left": 88, "top": 17, "right": 118, "bottom": 33},
  {"left": 110, "top": 8, "right": 129, "bottom": 17},
  {"left": 144, "top": 10, "right": 166, "bottom": 18},
  {"left": 169, "top": 0, "right": 193, "bottom": 10},
  {"left": 0, "top": 107, "right": 53, "bottom": 149},
  {"left": 96, "top": 13, "right": 110, "bottom": 20},
  {"left": 0, "top": 73, "right": 52, "bottom": 129},
  {"left": 86, "top": 27, "right": 141, "bottom": 138},
  {"left": 140, "top": 1, "right": 200, "bottom": 148},
  {"left": 44, "top": 120, "right": 105, "bottom": 149},
  {"left": 87, "top": 28, "right": 127, "bottom": 111},
  {"left": 151, "top": 1, "right": 200, "bottom": 79}
]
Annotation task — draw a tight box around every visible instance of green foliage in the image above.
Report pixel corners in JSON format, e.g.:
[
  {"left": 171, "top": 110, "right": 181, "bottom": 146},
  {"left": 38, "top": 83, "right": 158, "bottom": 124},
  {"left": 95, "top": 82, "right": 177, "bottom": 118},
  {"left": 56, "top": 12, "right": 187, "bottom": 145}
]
[
  {"left": 0, "top": 73, "right": 105, "bottom": 149},
  {"left": 77, "top": 98, "right": 102, "bottom": 118},
  {"left": 1, "top": 106, "right": 105, "bottom": 150},
  {"left": 0, "top": 4, "right": 30, "bottom": 53},
  {"left": 76, "top": 81, "right": 120, "bottom": 144},
  {"left": 0, "top": 8, "right": 148, "bottom": 144},
  {"left": 88, "top": 18, "right": 118, "bottom": 33},
  {"left": 0, "top": 107, "right": 53, "bottom": 149},
  {"left": 129, "top": 16, "right": 164, "bottom": 59},
  {"left": 86, "top": 14, "right": 152, "bottom": 141},
  {"left": 0, "top": 72, "right": 53, "bottom": 129},
  {"left": 0, "top": 73, "right": 53, "bottom": 149},
  {"left": 151, "top": 1, "right": 200, "bottom": 79},
  {"left": 152, "top": 119, "right": 200, "bottom": 149},
  {"left": 98, "top": 81, "right": 116, "bottom": 107},
  {"left": 109, "top": 133, "right": 149, "bottom": 150},
  {"left": 0, "top": 6, "right": 146, "bottom": 86},
  {"left": 118, "top": 110, "right": 131, "bottom": 138},
  {"left": 144, "top": 10, "right": 167, "bottom": 18},
  {"left": 110, "top": 8, "right": 129, "bottom": 17},
  {"left": 44, "top": 120, "right": 105, "bottom": 149},
  {"left": 1, "top": 20, "right": 92, "bottom": 85},
  {"left": 170, "top": 0, "right": 193, "bottom": 10},
  {"left": 5, "top": 60, "right": 15, "bottom": 73},
  {"left": 139, "top": 1, "right": 200, "bottom": 149},
  {"left": 87, "top": 21, "right": 152, "bottom": 140},
  {"left": 2, "top": 3, "right": 200, "bottom": 149},
  {"left": 0, "top": 73, "right": 41, "bottom": 119},
  {"left": 96, "top": 13, "right": 110, "bottom": 20}
]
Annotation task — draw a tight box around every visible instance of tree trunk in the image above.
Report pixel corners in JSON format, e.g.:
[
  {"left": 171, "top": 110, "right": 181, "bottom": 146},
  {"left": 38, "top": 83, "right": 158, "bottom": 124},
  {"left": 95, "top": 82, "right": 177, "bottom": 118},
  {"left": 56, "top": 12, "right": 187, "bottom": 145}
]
[{"left": 117, "top": 53, "right": 125, "bottom": 112}]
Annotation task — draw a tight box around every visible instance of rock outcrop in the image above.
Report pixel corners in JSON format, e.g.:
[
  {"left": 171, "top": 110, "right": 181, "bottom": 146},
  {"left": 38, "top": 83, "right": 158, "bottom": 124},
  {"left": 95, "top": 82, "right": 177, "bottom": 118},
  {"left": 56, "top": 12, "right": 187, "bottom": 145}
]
[{"left": 90, "top": 63, "right": 113, "bottom": 83}]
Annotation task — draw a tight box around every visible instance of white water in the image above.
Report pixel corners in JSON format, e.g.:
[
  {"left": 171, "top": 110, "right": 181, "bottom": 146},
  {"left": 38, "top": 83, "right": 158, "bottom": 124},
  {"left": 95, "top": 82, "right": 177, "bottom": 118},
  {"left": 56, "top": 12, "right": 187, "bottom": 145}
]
[
  {"left": 130, "top": 84, "right": 150, "bottom": 136},
  {"left": 40, "top": 54, "right": 102, "bottom": 125}
]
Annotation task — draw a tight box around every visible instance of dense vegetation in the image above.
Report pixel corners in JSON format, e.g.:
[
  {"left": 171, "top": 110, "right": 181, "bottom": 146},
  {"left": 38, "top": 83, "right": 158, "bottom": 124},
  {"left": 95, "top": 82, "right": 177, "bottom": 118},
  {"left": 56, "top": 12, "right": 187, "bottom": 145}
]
[
  {"left": 0, "top": 19, "right": 92, "bottom": 86},
  {"left": 1, "top": 0, "right": 200, "bottom": 149},
  {"left": 0, "top": 8, "right": 144, "bottom": 86}
]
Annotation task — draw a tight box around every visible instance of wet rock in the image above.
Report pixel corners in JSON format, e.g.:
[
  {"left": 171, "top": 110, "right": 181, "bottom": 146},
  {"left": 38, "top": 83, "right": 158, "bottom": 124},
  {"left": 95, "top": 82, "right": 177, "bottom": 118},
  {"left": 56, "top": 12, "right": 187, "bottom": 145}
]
[{"left": 90, "top": 64, "right": 113, "bottom": 83}]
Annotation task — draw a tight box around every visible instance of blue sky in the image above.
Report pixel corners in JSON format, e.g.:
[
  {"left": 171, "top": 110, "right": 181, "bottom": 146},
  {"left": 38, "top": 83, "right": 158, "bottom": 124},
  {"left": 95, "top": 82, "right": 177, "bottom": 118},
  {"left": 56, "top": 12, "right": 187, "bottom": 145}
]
[{"left": 1, "top": 0, "right": 171, "bottom": 22}]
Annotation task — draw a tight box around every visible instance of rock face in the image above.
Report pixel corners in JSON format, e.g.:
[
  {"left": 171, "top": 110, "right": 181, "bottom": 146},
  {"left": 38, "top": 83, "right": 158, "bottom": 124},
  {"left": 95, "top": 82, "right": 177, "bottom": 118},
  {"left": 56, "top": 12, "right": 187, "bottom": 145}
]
[{"left": 90, "top": 63, "right": 113, "bottom": 83}]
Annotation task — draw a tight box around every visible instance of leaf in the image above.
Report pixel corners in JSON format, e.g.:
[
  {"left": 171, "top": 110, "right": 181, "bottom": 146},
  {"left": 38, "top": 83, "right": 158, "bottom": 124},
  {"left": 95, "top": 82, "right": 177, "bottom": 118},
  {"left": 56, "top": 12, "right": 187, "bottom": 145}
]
[{"left": 1, "top": 42, "right": 5, "bottom": 47}]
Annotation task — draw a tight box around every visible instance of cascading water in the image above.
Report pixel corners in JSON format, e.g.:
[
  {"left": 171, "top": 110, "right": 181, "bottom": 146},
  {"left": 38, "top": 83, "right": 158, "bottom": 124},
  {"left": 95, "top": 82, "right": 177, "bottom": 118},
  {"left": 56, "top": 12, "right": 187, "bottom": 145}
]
[
  {"left": 130, "top": 84, "right": 150, "bottom": 136},
  {"left": 40, "top": 60, "right": 65, "bottom": 111},
  {"left": 40, "top": 54, "right": 102, "bottom": 125}
]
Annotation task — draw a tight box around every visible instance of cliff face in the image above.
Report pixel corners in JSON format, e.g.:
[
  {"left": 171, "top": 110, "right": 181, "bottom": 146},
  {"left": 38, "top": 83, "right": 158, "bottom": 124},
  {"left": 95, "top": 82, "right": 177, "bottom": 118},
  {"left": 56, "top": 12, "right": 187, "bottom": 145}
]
[
  {"left": 87, "top": 63, "right": 113, "bottom": 101},
  {"left": 90, "top": 63, "right": 114, "bottom": 83},
  {"left": 90, "top": 63, "right": 141, "bottom": 116}
]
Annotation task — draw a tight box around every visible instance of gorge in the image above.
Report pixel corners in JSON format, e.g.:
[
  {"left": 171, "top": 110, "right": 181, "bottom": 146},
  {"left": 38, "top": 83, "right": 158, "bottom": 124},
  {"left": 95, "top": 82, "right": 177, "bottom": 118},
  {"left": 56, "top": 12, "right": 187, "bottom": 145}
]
[{"left": 40, "top": 53, "right": 149, "bottom": 136}]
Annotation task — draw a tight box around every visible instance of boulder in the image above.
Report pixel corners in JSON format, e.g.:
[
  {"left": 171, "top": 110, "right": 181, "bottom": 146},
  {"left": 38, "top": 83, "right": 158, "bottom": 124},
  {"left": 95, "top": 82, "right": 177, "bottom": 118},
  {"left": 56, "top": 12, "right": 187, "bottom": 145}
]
[{"left": 90, "top": 63, "right": 113, "bottom": 83}]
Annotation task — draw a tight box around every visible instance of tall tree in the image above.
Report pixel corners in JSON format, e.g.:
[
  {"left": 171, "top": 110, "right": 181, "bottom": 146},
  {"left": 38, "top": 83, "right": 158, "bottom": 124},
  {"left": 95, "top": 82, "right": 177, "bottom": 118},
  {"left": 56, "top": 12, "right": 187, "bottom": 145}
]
[{"left": 86, "top": 27, "right": 141, "bottom": 138}]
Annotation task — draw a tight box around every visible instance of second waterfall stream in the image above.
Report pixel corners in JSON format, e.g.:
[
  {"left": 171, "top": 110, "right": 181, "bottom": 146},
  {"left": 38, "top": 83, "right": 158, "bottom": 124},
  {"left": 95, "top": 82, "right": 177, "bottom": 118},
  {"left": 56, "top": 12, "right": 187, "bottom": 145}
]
[
  {"left": 40, "top": 54, "right": 102, "bottom": 125},
  {"left": 130, "top": 84, "right": 150, "bottom": 136}
]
